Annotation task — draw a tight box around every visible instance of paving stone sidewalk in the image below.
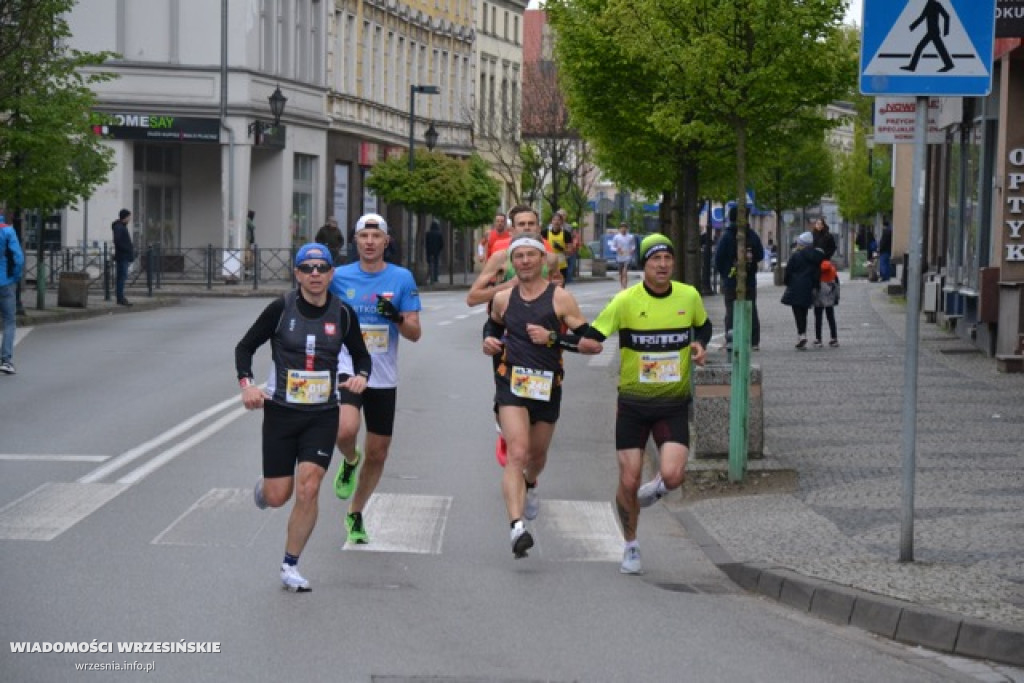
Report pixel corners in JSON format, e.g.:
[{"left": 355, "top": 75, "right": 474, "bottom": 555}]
[{"left": 674, "top": 271, "right": 1024, "bottom": 666}]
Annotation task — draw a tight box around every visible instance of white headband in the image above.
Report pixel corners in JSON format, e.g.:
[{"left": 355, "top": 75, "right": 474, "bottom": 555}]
[{"left": 509, "top": 236, "right": 546, "bottom": 254}]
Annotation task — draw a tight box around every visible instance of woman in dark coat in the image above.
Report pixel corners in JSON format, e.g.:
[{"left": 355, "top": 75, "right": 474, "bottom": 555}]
[{"left": 781, "top": 231, "right": 823, "bottom": 349}]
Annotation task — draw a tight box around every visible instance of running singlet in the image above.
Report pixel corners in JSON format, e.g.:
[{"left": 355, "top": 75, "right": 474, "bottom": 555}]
[
  {"left": 546, "top": 229, "right": 568, "bottom": 270},
  {"left": 267, "top": 291, "right": 352, "bottom": 410},
  {"left": 497, "top": 283, "right": 563, "bottom": 398},
  {"left": 330, "top": 262, "right": 421, "bottom": 388},
  {"left": 591, "top": 282, "right": 708, "bottom": 402}
]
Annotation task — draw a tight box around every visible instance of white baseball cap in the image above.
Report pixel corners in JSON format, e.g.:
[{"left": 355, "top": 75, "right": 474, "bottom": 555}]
[{"left": 355, "top": 213, "right": 388, "bottom": 234}]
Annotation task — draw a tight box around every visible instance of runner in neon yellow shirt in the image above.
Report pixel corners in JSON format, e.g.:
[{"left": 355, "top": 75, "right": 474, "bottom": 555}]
[{"left": 588, "top": 233, "right": 711, "bottom": 574}]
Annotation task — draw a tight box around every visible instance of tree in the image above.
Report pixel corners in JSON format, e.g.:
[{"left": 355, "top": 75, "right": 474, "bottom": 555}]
[
  {"left": 0, "top": 0, "right": 116, "bottom": 213},
  {"left": 520, "top": 58, "right": 596, "bottom": 222},
  {"left": 833, "top": 95, "right": 893, "bottom": 227},
  {"left": 753, "top": 127, "right": 836, "bottom": 255},
  {"left": 366, "top": 151, "right": 501, "bottom": 251}
]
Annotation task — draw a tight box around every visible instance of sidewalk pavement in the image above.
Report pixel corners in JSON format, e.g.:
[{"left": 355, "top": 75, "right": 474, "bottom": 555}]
[
  {"left": 12, "top": 271, "right": 1024, "bottom": 667},
  {"left": 675, "top": 272, "right": 1024, "bottom": 667}
]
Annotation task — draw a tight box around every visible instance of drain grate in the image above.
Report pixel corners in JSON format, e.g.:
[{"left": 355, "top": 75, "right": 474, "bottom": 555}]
[{"left": 939, "top": 348, "right": 981, "bottom": 355}]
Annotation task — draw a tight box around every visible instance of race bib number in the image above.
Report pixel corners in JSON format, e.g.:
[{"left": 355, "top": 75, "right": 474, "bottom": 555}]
[
  {"left": 639, "top": 352, "right": 681, "bottom": 383},
  {"left": 285, "top": 369, "right": 332, "bottom": 404},
  {"left": 361, "top": 324, "right": 390, "bottom": 354},
  {"left": 510, "top": 366, "right": 554, "bottom": 402}
]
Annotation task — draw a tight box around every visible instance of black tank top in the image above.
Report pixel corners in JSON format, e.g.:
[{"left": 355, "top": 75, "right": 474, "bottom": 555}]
[
  {"left": 269, "top": 291, "right": 351, "bottom": 410},
  {"left": 500, "top": 283, "right": 563, "bottom": 379}
]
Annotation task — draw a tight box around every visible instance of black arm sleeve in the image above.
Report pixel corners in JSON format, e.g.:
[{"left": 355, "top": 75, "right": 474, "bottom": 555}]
[
  {"left": 694, "top": 318, "right": 713, "bottom": 348},
  {"left": 341, "top": 301, "right": 373, "bottom": 378},
  {"left": 572, "top": 322, "right": 606, "bottom": 342},
  {"left": 235, "top": 297, "right": 286, "bottom": 380},
  {"left": 483, "top": 316, "right": 506, "bottom": 340}
]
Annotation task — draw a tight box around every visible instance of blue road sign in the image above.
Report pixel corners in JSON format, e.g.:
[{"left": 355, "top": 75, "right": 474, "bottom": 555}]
[{"left": 860, "top": 0, "right": 997, "bottom": 95}]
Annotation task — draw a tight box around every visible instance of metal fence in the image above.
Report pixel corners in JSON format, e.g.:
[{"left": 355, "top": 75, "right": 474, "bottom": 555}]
[{"left": 20, "top": 244, "right": 297, "bottom": 293}]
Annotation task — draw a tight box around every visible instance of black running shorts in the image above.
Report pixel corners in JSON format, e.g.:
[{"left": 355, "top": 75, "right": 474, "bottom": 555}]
[
  {"left": 338, "top": 377, "right": 398, "bottom": 437},
  {"left": 262, "top": 402, "right": 337, "bottom": 478},
  {"left": 493, "top": 377, "right": 562, "bottom": 424},
  {"left": 615, "top": 397, "right": 690, "bottom": 451}
]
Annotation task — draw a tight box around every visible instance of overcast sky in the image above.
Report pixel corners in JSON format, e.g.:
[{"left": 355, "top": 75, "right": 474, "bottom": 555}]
[{"left": 527, "top": 0, "right": 863, "bottom": 26}]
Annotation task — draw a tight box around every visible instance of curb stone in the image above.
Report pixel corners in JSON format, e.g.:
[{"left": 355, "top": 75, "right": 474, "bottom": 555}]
[{"left": 673, "top": 508, "right": 1024, "bottom": 668}]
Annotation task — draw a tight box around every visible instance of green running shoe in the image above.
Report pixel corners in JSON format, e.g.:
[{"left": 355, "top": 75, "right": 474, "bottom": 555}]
[
  {"left": 345, "top": 511, "right": 369, "bottom": 545},
  {"left": 334, "top": 447, "right": 362, "bottom": 500}
]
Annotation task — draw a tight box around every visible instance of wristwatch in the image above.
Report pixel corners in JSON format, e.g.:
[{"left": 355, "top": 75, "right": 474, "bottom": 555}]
[{"left": 547, "top": 330, "right": 558, "bottom": 347}]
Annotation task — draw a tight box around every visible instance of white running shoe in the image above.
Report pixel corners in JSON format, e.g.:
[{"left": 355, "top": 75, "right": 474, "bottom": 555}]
[
  {"left": 524, "top": 487, "right": 540, "bottom": 521},
  {"left": 280, "top": 563, "right": 311, "bottom": 592},
  {"left": 637, "top": 474, "right": 665, "bottom": 508},
  {"left": 620, "top": 545, "right": 643, "bottom": 574}
]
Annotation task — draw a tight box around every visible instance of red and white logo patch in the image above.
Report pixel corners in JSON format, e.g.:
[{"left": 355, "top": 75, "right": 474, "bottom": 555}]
[{"left": 324, "top": 323, "right": 337, "bottom": 336}]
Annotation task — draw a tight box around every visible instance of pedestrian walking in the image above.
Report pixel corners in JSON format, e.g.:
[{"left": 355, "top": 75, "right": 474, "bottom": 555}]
[
  {"left": 425, "top": 219, "right": 444, "bottom": 284},
  {"left": 715, "top": 206, "right": 764, "bottom": 352},
  {"left": 813, "top": 259, "right": 840, "bottom": 348},
  {"left": 314, "top": 217, "right": 345, "bottom": 266},
  {"left": 235, "top": 243, "right": 371, "bottom": 591},
  {"left": 111, "top": 209, "right": 134, "bottom": 306},
  {"left": 587, "top": 234, "right": 711, "bottom": 574},
  {"left": 329, "top": 213, "right": 422, "bottom": 546},
  {"left": 482, "top": 233, "right": 600, "bottom": 559},
  {"left": 878, "top": 219, "right": 893, "bottom": 281},
  {"left": 1, "top": 213, "right": 25, "bottom": 375},
  {"left": 781, "top": 232, "right": 824, "bottom": 350}
]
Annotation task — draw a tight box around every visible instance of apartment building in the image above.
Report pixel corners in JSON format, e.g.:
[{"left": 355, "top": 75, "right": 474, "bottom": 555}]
[{"left": 60, "top": 0, "right": 478, "bottom": 260}]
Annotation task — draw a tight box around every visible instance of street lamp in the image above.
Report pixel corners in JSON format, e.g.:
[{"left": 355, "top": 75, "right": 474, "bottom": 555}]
[
  {"left": 248, "top": 85, "right": 288, "bottom": 144},
  {"left": 425, "top": 122, "right": 439, "bottom": 151},
  {"left": 407, "top": 84, "right": 440, "bottom": 268}
]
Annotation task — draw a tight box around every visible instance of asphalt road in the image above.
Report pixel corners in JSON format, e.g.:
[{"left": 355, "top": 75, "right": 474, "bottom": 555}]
[{"left": 0, "top": 282, "right": 987, "bottom": 682}]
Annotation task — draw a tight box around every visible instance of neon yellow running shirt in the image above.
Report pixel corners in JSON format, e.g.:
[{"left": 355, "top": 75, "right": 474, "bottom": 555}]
[{"left": 591, "top": 281, "right": 708, "bottom": 401}]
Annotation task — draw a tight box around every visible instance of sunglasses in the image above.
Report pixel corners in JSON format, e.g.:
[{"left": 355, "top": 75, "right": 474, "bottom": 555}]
[{"left": 296, "top": 262, "right": 332, "bottom": 274}]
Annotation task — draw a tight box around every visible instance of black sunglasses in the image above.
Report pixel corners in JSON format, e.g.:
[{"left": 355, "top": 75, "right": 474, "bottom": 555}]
[{"left": 296, "top": 262, "right": 332, "bottom": 274}]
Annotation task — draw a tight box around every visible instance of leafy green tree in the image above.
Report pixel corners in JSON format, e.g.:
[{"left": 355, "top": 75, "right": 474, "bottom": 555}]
[
  {"left": 833, "top": 95, "right": 893, "bottom": 227},
  {"left": 0, "top": 0, "right": 116, "bottom": 214},
  {"left": 366, "top": 151, "right": 500, "bottom": 279}
]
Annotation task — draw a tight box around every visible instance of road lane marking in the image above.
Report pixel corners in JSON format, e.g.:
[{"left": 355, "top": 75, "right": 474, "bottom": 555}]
[
  {"left": 0, "top": 454, "right": 110, "bottom": 462},
  {"left": 14, "top": 327, "right": 33, "bottom": 347},
  {"left": 343, "top": 493, "right": 452, "bottom": 554},
  {"left": 78, "top": 394, "right": 239, "bottom": 484},
  {"left": 535, "top": 499, "right": 623, "bottom": 562},
  {"left": 0, "top": 482, "right": 128, "bottom": 541},
  {"left": 152, "top": 488, "right": 272, "bottom": 547},
  {"left": 116, "top": 406, "right": 248, "bottom": 484}
]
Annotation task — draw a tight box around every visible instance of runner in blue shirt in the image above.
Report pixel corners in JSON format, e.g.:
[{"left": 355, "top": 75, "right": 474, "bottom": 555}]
[{"left": 329, "top": 213, "right": 422, "bottom": 545}]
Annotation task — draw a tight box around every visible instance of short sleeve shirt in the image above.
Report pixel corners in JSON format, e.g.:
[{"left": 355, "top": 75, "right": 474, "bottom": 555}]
[
  {"left": 330, "top": 262, "right": 421, "bottom": 388},
  {"left": 591, "top": 281, "right": 708, "bottom": 402}
]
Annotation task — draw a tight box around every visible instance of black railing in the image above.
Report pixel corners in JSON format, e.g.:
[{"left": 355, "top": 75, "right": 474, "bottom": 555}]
[{"left": 19, "top": 244, "right": 297, "bottom": 293}]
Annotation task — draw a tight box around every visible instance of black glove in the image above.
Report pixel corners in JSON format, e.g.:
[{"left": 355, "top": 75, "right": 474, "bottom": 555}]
[{"left": 376, "top": 295, "right": 404, "bottom": 324}]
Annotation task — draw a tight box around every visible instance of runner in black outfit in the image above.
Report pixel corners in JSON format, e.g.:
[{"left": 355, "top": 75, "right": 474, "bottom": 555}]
[{"left": 235, "top": 243, "right": 371, "bottom": 592}]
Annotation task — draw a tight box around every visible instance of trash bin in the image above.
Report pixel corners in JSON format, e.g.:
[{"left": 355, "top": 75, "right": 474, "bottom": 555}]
[
  {"left": 57, "top": 271, "right": 90, "bottom": 308},
  {"left": 591, "top": 259, "right": 607, "bottom": 277},
  {"left": 692, "top": 363, "right": 763, "bottom": 459},
  {"left": 850, "top": 250, "right": 869, "bottom": 279},
  {"left": 773, "top": 263, "right": 785, "bottom": 287}
]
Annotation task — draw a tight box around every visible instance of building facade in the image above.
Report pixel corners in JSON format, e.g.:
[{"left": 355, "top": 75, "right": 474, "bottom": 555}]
[
  {"left": 61, "top": 0, "right": 481, "bottom": 272},
  {"left": 889, "top": 29, "right": 1024, "bottom": 368}
]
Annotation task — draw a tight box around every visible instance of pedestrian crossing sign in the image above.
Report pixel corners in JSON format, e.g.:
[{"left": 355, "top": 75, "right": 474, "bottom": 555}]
[{"left": 860, "top": 0, "right": 997, "bottom": 95}]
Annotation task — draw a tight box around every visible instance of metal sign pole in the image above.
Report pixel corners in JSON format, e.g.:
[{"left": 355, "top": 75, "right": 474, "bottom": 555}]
[{"left": 899, "top": 96, "right": 928, "bottom": 563}]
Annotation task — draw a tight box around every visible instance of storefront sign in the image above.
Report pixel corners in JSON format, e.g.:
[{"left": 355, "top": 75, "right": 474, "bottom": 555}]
[
  {"left": 997, "top": 0, "right": 1024, "bottom": 37},
  {"left": 359, "top": 142, "right": 379, "bottom": 166},
  {"left": 1006, "top": 148, "right": 1024, "bottom": 262},
  {"left": 874, "top": 98, "right": 944, "bottom": 144},
  {"left": 91, "top": 112, "right": 220, "bottom": 143}
]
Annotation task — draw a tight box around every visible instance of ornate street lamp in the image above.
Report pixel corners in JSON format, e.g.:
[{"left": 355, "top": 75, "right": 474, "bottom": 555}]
[
  {"left": 248, "top": 85, "right": 288, "bottom": 143},
  {"left": 425, "top": 122, "right": 439, "bottom": 151},
  {"left": 407, "top": 85, "right": 440, "bottom": 268}
]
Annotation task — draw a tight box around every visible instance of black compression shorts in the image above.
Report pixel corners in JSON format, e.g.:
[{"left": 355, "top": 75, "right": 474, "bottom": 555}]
[{"left": 262, "top": 402, "right": 337, "bottom": 478}]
